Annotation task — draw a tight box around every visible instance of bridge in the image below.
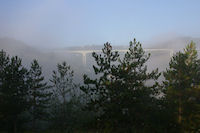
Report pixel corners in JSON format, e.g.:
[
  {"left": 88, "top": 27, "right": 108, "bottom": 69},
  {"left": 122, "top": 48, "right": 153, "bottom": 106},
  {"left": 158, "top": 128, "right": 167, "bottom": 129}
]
[{"left": 65, "top": 49, "right": 174, "bottom": 66}]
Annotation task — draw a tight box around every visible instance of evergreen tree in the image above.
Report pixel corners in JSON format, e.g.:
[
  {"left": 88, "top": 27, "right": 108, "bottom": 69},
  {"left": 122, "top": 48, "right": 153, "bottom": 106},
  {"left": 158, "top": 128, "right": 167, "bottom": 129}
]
[
  {"left": 0, "top": 50, "right": 10, "bottom": 130},
  {"left": 81, "top": 39, "right": 161, "bottom": 132},
  {"left": 80, "top": 42, "right": 120, "bottom": 131},
  {"left": 0, "top": 50, "right": 29, "bottom": 133},
  {"left": 164, "top": 41, "right": 200, "bottom": 132},
  {"left": 28, "top": 59, "right": 51, "bottom": 131},
  {"left": 50, "top": 61, "right": 76, "bottom": 131}
]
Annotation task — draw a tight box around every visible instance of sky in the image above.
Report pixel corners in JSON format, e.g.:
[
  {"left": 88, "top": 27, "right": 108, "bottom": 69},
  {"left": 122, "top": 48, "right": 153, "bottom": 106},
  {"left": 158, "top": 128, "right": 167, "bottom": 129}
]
[{"left": 0, "top": 0, "right": 200, "bottom": 49}]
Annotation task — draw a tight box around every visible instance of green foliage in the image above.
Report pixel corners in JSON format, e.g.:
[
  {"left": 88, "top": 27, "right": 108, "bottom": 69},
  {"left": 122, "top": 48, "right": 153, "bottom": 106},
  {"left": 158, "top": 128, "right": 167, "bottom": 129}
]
[
  {"left": 164, "top": 41, "right": 200, "bottom": 132},
  {"left": 50, "top": 61, "right": 79, "bottom": 131},
  {"left": 0, "top": 50, "right": 29, "bottom": 133},
  {"left": 81, "top": 39, "right": 161, "bottom": 132},
  {"left": 28, "top": 59, "right": 52, "bottom": 131},
  {"left": 0, "top": 50, "right": 9, "bottom": 120},
  {"left": 50, "top": 62, "right": 75, "bottom": 103},
  {"left": 1, "top": 39, "right": 200, "bottom": 133}
]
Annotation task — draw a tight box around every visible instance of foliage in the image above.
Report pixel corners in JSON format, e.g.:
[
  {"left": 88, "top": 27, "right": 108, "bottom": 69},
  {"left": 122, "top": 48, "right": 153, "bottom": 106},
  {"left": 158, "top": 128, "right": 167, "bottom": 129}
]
[
  {"left": 0, "top": 50, "right": 29, "bottom": 133},
  {"left": 50, "top": 61, "right": 79, "bottom": 131},
  {"left": 164, "top": 41, "right": 200, "bottom": 132},
  {"left": 0, "top": 39, "right": 200, "bottom": 133},
  {"left": 81, "top": 39, "right": 161, "bottom": 132},
  {"left": 27, "top": 59, "right": 52, "bottom": 131},
  {"left": 50, "top": 62, "right": 76, "bottom": 103}
]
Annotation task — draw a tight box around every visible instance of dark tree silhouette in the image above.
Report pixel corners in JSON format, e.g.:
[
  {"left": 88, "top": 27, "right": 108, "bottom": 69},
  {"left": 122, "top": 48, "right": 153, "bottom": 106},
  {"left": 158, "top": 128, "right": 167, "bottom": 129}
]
[
  {"left": 0, "top": 50, "right": 29, "bottom": 133},
  {"left": 81, "top": 39, "right": 161, "bottom": 132},
  {"left": 28, "top": 59, "right": 51, "bottom": 131}
]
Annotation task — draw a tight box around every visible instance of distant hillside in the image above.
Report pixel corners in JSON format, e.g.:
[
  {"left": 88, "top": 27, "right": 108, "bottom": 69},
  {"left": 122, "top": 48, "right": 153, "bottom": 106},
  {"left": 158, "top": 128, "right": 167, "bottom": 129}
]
[
  {"left": 149, "top": 36, "right": 200, "bottom": 50},
  {"left": 0, "top": 37, "right": 41, "bottom": 57},
  {"left": 1, "top": 36, "right": 200, "bottom": 84},
  {"left": 63, "top": 36, "right": 200, "bottom": 51},
  {"left": 0, "top": 38, "right": 85, "bottom": 83}
]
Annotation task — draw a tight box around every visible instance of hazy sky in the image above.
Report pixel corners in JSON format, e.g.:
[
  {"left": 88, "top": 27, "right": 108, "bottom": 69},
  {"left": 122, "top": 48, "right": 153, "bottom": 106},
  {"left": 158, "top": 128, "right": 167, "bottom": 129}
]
[{"left": 0, "top": 0, "right": 200, "bottom": 48}]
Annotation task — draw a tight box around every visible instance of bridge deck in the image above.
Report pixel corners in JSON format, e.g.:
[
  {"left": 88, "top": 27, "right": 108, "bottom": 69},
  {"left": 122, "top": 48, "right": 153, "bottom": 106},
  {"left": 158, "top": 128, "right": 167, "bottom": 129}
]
[{"left": 65, "top": 49, "right": 175, "bottom": 66}]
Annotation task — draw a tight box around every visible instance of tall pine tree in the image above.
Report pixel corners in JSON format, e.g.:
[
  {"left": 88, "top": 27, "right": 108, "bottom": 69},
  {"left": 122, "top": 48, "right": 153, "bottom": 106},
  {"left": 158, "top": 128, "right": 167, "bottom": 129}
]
[
  {"left": 0, "top": 50, "right": 29, "bottom": 133},
  {"left": 164, "top": 41, "right": 200, "bottom": 132},
  {"left": 28, "top": 59, "right": 51, "bottom": 131},
  {"left": 81, "top": 39, "right": 161, "bottom": 132},
  {"left": 50, "top": 61, "right": 76, "bottom": 131},
  {"left": 0, "top": 50, "right": 10, "bottom": 130}
]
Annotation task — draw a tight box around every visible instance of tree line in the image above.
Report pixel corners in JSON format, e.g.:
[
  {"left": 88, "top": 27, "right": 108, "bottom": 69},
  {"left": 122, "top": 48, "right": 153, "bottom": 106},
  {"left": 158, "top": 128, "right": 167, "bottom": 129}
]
[{"left": 0, "top": 38, "right": 200, "bottom": 133}]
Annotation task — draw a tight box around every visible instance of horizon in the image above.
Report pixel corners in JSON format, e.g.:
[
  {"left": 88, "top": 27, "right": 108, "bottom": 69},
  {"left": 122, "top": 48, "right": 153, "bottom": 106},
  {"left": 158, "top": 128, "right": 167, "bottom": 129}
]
[{"left": 0, "top": 0, "right": 200, "bottom": 49}]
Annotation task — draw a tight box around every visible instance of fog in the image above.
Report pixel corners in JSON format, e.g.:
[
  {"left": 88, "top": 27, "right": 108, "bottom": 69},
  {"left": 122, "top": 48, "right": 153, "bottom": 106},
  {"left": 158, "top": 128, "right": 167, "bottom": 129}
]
[
  {"left": 1, "top": 1, "right": 200, "bottom": 50},
  {"left": 0, "top": 0, "right": 200, "bottom": 83},
  {"left": 1, "top": 36, "right": 200, "bottom": 84},
  {"left": 2, "top": 1, "right": 200, "bottom": 132}
]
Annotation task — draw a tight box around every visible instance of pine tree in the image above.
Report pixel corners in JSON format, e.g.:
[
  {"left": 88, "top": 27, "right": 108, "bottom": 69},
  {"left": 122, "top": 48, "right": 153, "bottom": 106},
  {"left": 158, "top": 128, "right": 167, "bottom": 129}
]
[
  {"left": 116, "top": 39, "right": 161, "bottom": 131},
  {"left": 50, "top": 61, "right": 76, "bottom": 130},
  {"left": 81, "top": 39, "right": 161, "bottom": 132},
  {"left": 164, "top": 41, "right": 200, "bottom": 132},
  {"left": 0, "top": 50, "right": 29, "bottom": 133},
  {"left": 0, "top": 50, "right": 10, "bottom": 129},
  {"left": 28, "top": 59, "right": 51, "bottom": 131}
]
